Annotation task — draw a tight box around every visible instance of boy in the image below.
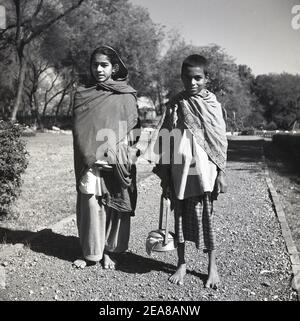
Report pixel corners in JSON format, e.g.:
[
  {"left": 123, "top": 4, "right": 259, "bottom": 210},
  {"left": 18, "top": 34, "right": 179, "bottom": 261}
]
[{"left": 154, "top": 54, "right": 228, "bottom": 288}]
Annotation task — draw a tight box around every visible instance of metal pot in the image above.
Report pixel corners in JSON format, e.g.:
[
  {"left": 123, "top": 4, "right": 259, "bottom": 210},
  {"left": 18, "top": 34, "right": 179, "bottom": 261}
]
[{"left": 146, "top": 195, "right": 177, "bottom": 255}]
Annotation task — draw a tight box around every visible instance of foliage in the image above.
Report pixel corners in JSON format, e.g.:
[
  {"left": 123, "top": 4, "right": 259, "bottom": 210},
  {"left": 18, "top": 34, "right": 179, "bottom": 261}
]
[
  {"left": 42, "top": 0, "right": 164, "bottom": 97},
  {"left": 158, "top": 40, "right": 255, "bottom": 131},
  {"left": 251, "top": 73, "right": 300, "bottom": 130},
  {"left": 0, "top": 120, "right": 28, "bottom": 216}
]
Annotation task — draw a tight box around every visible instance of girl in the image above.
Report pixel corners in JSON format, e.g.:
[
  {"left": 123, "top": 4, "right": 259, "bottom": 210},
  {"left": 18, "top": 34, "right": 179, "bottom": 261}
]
[{"left": 72, "top": 46, "right": 140, "bottom": 269}]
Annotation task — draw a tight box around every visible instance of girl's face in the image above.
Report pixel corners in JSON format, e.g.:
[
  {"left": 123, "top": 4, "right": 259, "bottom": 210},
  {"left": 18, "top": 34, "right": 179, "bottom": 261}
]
[{"left": 91, "top": 54, "right": 117, "bottom": 83}]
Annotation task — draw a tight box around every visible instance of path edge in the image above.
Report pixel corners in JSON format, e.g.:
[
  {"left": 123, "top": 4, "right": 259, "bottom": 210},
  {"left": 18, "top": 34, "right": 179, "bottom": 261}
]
[{"left": 261, "top": 142, "right": 300, "bottom": 301}]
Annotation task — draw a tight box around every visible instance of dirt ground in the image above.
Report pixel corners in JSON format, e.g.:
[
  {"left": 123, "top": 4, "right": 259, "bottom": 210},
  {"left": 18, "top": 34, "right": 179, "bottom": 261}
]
[{"left": 0, "top": 133, "right": 298, "bottom": 301}]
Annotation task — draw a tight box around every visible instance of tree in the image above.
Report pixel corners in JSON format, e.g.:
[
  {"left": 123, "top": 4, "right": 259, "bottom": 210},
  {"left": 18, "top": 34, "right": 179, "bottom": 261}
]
[
  {"left": 40, "top": 0, "right": 164, "bottom": 97},
  {"left": 251, "top": 73, "right": 300, "bottom": 129},
  {"left": 1, "top": 0, "right": 84, "bottom": 121},
  {"left": 159, "top": 41, "right": 254, "bottom": 131}
]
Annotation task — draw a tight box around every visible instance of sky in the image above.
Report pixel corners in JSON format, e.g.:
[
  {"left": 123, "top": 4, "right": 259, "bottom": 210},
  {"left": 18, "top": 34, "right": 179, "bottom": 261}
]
[{"left": 130, "top": 0, "right": 300, "bottom": 75}]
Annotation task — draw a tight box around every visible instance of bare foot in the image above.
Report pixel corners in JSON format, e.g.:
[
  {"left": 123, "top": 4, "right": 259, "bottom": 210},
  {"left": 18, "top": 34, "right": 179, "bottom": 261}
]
[
  {"left": 73, "top": 259, "right": 97, "bottom": 269},
  {"left": 103, "top": 253, "right": 117, "bottom": 270},
  {"left": 205, "top": 263, "right": 220, "bottom": 289},
  {"left": 168, "top": 263, "right": 186, "bottom": 285},
  {"left": 73, "top": 259, "right": 87, "bottom": 269}
]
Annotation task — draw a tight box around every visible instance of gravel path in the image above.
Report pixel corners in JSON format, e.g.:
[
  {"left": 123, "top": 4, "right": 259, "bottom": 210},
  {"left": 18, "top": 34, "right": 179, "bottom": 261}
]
[{"left": 0, "top": 136, "right": 297, "bottom": 301}]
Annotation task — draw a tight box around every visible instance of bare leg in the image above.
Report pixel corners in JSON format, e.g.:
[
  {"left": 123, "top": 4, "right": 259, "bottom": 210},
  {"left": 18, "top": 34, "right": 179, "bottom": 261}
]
[
  {"left": 169, "top": 242, "right": 186, "bottom": 285},
  {"left": 103, "top": 251, "right": 117, "bottom": 270},
  {"left": 205, "top": 250, "right": 220, "bottom": 289}
]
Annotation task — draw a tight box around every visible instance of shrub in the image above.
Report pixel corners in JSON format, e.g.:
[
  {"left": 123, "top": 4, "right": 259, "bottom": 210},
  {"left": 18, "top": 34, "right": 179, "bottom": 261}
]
[
  {"left": 0, "top": 121, "right": 29, "bottom": 216},
  {"left": 272, "top": 133, "right": 300, "bottom": 173}
]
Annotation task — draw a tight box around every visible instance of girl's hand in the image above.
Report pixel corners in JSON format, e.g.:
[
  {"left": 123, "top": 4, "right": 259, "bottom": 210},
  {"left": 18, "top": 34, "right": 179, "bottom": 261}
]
[{"left": 95, "top": 160, "right": 113, "bottom": 170}]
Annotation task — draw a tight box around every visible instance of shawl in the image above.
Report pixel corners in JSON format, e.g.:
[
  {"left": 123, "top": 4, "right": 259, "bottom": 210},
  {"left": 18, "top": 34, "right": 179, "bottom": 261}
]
[
  {"left": 174, "top": 90, "right": 228, "bottom": 172},
  {"left": 145, "top": 90, "right": 227, "bottom": 192},
  {"left": 72, "top": 79, "right": 139, "bottom": 213}
]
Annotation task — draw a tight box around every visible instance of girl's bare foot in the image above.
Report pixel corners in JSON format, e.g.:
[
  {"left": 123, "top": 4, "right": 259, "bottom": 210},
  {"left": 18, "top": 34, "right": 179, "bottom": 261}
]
[
  {"left": 73, "top": 259, "right": 96, "bottom": 269},
  {"left": 168, "top": 263, "right": 186, "bottom": 285},
  {"left": 205, "top": 263, "right": 220, "bottom": 289},
  {"left": 103, "top": 253, "right": 117, "bottom": 269}
]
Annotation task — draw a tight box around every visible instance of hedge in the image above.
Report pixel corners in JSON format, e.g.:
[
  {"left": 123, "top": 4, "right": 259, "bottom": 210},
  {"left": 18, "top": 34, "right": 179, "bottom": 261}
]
[
  {"left": 0, "top": 120, "right": 28, "bottom": 216},
  {"left": 272, "top": 133, "right": 300, "bottom": 167}
]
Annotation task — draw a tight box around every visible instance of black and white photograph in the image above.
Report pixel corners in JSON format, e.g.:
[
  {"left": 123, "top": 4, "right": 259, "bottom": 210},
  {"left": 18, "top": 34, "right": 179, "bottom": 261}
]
[{"left": 0, "top": 0, "right": 300, "bottom": 311}]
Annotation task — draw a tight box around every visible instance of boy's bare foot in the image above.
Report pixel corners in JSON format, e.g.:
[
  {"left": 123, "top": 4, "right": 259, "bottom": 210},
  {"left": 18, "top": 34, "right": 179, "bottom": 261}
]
[
  {"left": 103, "top": 253, "right": 117, "bottom": 270},
  {"left": 168, "top": 263, "right": 186, "bottom": 285},
  {"left": 205, "top": 263, "right": 220, "bottom": 289}
]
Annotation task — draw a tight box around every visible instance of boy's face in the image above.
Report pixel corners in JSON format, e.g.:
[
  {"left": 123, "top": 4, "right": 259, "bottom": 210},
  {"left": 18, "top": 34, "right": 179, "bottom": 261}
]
[{"left": 181, "top": 66, "right": 207, "bottom": 96}]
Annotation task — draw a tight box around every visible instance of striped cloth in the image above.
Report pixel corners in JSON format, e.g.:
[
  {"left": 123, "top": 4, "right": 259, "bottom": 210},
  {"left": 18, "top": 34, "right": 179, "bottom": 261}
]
[{"left": 174, "top": 192, "right": 216, "bottom": 252}]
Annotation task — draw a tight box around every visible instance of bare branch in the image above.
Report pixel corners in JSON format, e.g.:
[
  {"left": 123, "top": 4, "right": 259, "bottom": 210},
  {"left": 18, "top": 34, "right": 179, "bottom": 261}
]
[
  {"left": 32, "top": 0, "right": 44, "bottom": 19},
  {"left": 24, "top": 0, "right": 84, "bottom": 45}
]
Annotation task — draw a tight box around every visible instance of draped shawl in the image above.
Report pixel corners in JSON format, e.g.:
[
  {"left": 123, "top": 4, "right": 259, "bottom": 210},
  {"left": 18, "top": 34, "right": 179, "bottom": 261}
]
[
  {"left": 145, "top": 90, "right": 227, "bottom": 190},
  {"left": 173, "top": 90, "right": 228, "bottom": 172},
  {"left": 72, "top": 80, "right": 139, "bottom": 213}
]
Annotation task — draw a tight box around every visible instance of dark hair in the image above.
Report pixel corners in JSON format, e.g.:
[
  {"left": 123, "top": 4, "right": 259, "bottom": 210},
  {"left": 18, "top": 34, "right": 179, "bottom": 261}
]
[
  {"left": 90, "top": 45, "right": 128, "bottom": 81},
  {"left": 181, "top": 54, "right": 208, "bottom": 76},
  {"left": 90, "top": 46, "right": 119, "bottom": 67}
]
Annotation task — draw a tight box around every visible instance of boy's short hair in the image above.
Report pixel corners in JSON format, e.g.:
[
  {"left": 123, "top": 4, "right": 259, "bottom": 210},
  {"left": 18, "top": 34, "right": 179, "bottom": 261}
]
[{"left": 181, "top": 54, "right": 208, "bottom": 76}]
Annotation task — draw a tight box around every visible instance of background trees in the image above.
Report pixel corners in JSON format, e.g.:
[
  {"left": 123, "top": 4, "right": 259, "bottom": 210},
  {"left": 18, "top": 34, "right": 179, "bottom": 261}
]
[
  {"left": 0, "top": 0, "right": 299, "bottom": 131},
  {"left": 251, "top": 73, "right": 300, "bottom": 130},
  {"left": 158, "top": 40, "right": 256, "bottom": 131}
]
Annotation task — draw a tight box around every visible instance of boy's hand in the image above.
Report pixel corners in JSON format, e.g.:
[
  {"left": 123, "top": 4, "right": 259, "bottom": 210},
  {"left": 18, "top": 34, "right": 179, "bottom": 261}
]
[
  {"left": 215, "top": 171, "right": 227, "bottom": 194},
  {"left": 127, "top": 146, "right": 140, "bottom": 165}
]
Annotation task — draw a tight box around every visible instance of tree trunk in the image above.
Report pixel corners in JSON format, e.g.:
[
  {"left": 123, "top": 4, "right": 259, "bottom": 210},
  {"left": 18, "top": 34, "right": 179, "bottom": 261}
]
[
  {"left": 33, "top": 92, "right": 43, "bottom": 129},
  {"left": 10, "top": 55, "right": 27, "bottom": 122},
  {"left": 67, "top": 83, "right": 76, "bottom": 117}
]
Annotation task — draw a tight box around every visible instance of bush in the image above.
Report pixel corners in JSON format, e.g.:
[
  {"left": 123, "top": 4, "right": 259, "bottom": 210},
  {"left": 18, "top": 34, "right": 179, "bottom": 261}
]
[
  {"left": 272, "top": 133, "right": 300, "bottom": 173},
  {"left": 0, "top": 121, "right": 29, "bottom": 216}
]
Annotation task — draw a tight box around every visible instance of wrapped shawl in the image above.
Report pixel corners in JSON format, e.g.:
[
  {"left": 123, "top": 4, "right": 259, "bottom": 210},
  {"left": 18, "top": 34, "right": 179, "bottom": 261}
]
[
  {"left": 172, "top": 90, "right": 228, "bottom": 171},
  {"left": 145, "top": 89, "right": 227, "bottom": 192},
  {"left": 72, "top": 79, "right": 139, "bottom": 213}
]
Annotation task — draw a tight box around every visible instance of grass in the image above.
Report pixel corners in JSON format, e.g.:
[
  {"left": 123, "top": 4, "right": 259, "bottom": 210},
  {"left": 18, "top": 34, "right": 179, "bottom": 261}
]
[
  {"left": 0, "top": 131, "right": 153, "bottom": 236},
  {"left": 1, "top": 132, "right": 76, "bottom": 233}
]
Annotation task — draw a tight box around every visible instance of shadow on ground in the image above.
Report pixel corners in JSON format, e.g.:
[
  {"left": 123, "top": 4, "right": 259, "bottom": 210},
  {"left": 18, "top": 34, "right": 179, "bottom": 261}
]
[
  {"left": 0, "top": 227, "right": 207, "bottom": 282},
  {"left": 114, "top": 252, "right": 207, "bottom": 282},
  {"left": 0, "top": 227, "right": 81, "bottom": 262}
]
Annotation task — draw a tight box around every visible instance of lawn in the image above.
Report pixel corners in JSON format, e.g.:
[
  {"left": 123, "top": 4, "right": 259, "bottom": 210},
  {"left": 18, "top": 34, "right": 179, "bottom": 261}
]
[{"left": 1, "top": 132, "right": 76, "bottom": 233}]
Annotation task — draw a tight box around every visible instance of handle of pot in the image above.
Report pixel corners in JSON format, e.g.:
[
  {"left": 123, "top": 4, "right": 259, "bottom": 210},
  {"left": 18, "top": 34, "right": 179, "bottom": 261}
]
[
  {"left": 159, "top": 194, "right": 164, "bottom": 230},
  {"left": 164, "top": 198, "right": 171, "bottom": 245}
]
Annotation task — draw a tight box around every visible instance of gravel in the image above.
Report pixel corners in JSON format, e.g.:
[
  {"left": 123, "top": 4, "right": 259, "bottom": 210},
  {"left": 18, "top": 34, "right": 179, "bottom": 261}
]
[{"left": 0, "top": 135, "right": 297, "bottom": 301}]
